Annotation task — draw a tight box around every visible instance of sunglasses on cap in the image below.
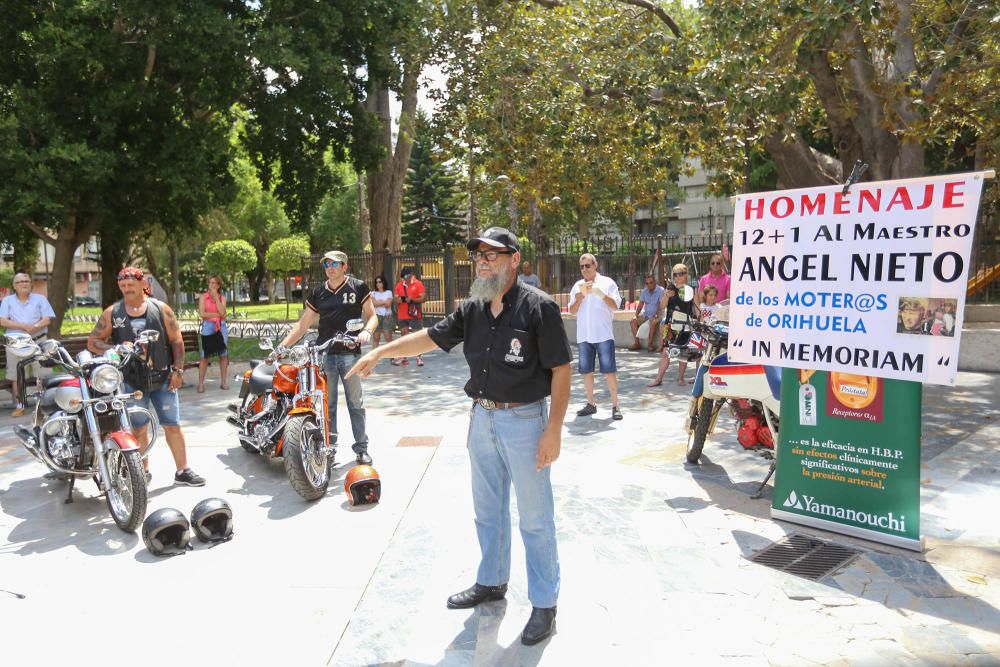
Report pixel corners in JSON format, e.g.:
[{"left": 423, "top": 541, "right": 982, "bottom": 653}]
[{"left": 322, "top": 259, "right": 344, "bottom": 269}]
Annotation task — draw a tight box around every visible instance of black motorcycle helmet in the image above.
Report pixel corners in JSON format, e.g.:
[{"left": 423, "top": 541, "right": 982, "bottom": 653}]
[
  {"left": 142, "top": 508, "right": 191, "bottom": 556},
  {"left": 190, "top": 497, "right": 234, "bottom": 543}
]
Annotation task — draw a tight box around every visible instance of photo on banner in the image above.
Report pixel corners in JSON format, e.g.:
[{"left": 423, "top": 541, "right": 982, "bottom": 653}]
[{"left": 727, "top": 172, "right": 988, "bottom": 386}]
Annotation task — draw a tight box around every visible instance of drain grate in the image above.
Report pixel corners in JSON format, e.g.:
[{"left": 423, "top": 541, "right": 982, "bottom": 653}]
[{"left": 748, "top": 534, "right": 861, "bottom": 581}]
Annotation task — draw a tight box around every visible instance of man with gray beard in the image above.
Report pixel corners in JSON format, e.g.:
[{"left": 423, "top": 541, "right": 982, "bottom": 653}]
[{"left": 348, "top": 227, "right": 571, "bottom": 646}]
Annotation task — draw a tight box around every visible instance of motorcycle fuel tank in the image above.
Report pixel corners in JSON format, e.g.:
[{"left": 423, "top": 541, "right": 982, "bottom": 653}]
[{"left": 41, "top": 380, "right": 83, "bottom": 414}]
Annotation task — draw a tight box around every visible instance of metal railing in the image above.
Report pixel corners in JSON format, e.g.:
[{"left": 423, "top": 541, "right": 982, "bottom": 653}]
[{"left": 301, "top": 233, "right": 734, "bottom": 319}]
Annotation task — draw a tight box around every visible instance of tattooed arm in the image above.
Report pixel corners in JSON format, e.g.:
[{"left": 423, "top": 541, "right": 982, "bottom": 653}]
[
  {"left": 87, "top": 307, "right": 115, "bottom": 353},
  {"left": 162, "top": 304, "right": 185, "bottom": 366}
]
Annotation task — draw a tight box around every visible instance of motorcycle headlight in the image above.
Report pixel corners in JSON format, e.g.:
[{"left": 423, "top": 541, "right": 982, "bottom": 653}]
[
  {"left": 288, "top": 346, "right": 309, "bottom": 367},
  {"left": 89, "top": 365, "right": 123, "bottom": 394}
]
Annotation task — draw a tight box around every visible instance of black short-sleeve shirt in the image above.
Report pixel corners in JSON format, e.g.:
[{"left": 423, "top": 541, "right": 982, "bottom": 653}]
[
  {"left": 306, "top": 277, "right": 371, "bottom": 353},
  {"left": 428, "top": 282, "right": 572, "bottom": 403}
]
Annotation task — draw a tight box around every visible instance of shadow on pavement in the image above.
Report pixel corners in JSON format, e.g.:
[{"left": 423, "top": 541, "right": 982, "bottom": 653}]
[
  {"left": 730, "top": 528, "right": 1000, "bottom": 635},
  {"left": 215, "top": 446, "right": 352, "bottom": 519},
  {"left": 0, "top": 474, "right": 139, "bottom": 556}
]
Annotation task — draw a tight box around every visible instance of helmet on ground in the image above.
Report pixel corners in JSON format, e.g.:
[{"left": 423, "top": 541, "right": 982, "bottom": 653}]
[
  {"left": 190, "top": 497, "right": 234, "bottom": 543},
  {"left": 142, "top": 508, "right": 191, "bottom": 556},
  {"left": 345, "top": 465, "right": 381, "bottom": 506}
]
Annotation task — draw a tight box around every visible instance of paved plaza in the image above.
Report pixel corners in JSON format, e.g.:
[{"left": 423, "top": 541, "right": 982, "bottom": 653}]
[{"left": 0, "top": 347, "right": 997, "bottom": 666}]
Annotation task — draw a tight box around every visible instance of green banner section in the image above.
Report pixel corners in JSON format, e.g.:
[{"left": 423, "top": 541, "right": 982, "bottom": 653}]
[{"left": 772, "top": 368, "right": 922, "bottom": 550}]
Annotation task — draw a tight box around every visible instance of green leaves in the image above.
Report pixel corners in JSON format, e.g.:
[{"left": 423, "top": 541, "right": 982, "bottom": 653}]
[
  {"left": 265, "top": 234, "right": 310, "bottom": 275},
  {"left": 203, "top": 239, "right": 257, "bottom": 277}
]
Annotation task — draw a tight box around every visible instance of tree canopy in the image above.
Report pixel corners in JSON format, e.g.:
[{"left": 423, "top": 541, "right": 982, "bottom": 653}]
[{"left": 0, "top": 0, "right": 404, "bottom": 332}]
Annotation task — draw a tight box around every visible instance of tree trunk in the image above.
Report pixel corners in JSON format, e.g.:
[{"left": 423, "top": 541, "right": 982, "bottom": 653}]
[
  {"left": 357, "top": 173, "right": 370, "bottom": 249},
  {"left": 765, "top": 130, "right": 841, "bottom": 190},
  {"left": 467, "top": 139, "right": 478, "bottom": 237},
  {"left": 169, "top": 242, "right": 180, "bottom": 310},
  {"left": 366, "top": 63, "right": 420, "bottom": 253},
  {"left": 27, "top": 211, "right": 101, "bottom": 335},
  {"left": 100, "top": 228, "right": 130, "bottom": 309},
  {"left": 246, "top": 248, "right": 265, "bottom": 304},
  {"left": 284, "top": 276, "right": 291, "bottom": 320}
]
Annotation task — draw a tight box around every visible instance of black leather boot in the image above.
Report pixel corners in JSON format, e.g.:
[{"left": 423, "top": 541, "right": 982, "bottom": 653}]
[
  {"left": 446, "top": 583, "right": 508, "bottom": 609},
  {"left": 520, "top": 606, "right": 557, "bottom": 645}
]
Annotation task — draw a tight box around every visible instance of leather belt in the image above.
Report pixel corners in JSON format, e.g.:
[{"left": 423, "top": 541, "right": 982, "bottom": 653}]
[{"left": 475, "top": 398, "right": 531, "bottom": 410}]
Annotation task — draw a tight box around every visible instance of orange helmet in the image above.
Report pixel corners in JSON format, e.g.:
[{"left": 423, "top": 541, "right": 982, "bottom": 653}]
[{"left": 344, "top": 465, "right": 381, "bottom": 505}]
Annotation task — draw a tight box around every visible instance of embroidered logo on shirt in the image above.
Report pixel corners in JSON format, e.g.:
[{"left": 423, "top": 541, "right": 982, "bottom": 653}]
[
  {"left": 112, "top": 317, "right": 127, "bottom": 329},
  {"left": 505, "top": 337, "right": 524, "bottom": 363}
]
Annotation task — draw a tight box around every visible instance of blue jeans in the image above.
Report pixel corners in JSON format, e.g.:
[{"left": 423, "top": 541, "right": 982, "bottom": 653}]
[
  {"left": 123, "top": 381, "right": 181, "bottom": 427},
  {"left": 468, "top": 400, "right": 559, "bottom": 608},
  {"left": 323, "top": 353, "right": 368, "bottom": 454},
  {"left": 578, "top": 339, "right": 617, "bottom": 374}
]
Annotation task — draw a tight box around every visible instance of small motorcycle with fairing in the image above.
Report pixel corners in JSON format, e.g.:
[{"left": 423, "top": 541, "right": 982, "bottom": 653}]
[
  {"left": 681, "top": 299, "right": 782, "bottom": 498},
  {"left": 227, "top": 319, "right": 364, "bottom": 500},
  {"left": 4, "top": 330, "right": 159, "bottom": 532}
]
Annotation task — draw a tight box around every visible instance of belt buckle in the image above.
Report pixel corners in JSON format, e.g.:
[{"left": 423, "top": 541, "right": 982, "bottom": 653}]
[{"left": 478, "top": 398, "right": 497, "bottom": 410}]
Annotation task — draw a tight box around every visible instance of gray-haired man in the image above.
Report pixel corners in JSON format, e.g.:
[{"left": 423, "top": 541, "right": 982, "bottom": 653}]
[{"left": 0, "top": 273, "right": 55, "bottom": 417}]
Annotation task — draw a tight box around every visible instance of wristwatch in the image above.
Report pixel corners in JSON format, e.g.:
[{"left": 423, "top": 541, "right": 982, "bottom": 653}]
[{"left": 170, "top": 366, "right": 184, "bottom": 375}]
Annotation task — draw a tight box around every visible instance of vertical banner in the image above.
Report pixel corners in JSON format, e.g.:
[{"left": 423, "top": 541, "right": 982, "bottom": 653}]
[
  {"left": 728, "top": 172, "right": 988, "bottom": 386},
  {"left": 773, "top": 368, "right": 922, "bottom": 550}
]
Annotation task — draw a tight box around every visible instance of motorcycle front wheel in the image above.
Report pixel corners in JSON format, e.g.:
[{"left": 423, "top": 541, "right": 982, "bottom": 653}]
[
  {"left": 283, "top": 414, "right": 330, "bottom": 501},
  {"left": 688, "top": 398, "right": 720, "bottom": 464},
  {"left": 104, "top": 448, "right": 147, "bottom": 532}
]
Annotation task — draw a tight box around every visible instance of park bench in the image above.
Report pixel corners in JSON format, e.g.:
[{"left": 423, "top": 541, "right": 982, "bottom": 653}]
[{"left": 1, "top": 329, "right": 201, "bottom": 394}]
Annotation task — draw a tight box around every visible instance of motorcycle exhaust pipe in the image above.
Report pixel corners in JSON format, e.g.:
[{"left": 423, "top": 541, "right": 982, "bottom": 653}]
[
  {"left": 226, "top": 415, "right": 241, "bottom": 428},
  {"left": 13, "top": 425, "right": 43, "bottom": 462}
]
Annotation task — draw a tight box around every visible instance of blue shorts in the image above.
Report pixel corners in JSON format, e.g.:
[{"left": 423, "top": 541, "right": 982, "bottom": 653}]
[
  {"left": 123, "top": 381, "right": 181, "bottom": 428},
  {"left": 578, "top": 339, "right": 617, "bottom": 375}
]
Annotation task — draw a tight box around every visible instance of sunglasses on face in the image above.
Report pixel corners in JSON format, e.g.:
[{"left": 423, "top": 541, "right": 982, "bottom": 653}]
[
  {"left": 580, "top": 263, "right": 593, "bottom": 269},
  {"left": 673, "top": 272, "right": 687, "bottom": 277},
  {"left": 469, "top": 250, "right": 512, "bottom": 262},
  {"left": 14, "top": 280, "right": 30, "bottom": 285},
  {"left": 711, "top": 261, "right": 722, "bottom": 265},
  {"left": 322, "top": 260, "right": 344, "bottom": 269}
]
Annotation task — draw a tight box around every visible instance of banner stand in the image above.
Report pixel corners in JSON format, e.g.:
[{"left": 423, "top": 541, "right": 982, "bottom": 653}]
[{"left": 771, "top": 509, "right": 923, "bottom": 551}]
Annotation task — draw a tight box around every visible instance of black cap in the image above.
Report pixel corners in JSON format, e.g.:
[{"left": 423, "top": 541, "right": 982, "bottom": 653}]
[
  {"left": 467, "top": 227, "right": 520, "bottom": 253},
  {"left": 401, "top": 267, "right": 413, "bottom": 278}
]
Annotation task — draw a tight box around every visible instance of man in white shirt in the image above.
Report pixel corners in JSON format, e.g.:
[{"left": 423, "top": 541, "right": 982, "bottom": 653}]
[
  {"left": 569, "top": 254, "right": 623, "bottom": 420},
  {"left": 0, "top": 273, "right": 55, "bottom": 417}
]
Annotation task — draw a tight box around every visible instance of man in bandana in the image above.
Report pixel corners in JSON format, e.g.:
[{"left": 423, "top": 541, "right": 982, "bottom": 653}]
[{"left": 87, "top": 267, "right": 205, "bottom": 487}]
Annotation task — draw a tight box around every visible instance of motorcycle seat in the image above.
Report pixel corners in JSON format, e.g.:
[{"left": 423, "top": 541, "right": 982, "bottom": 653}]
[
  {"left": 43, "top": 374, "right": 76, "bottom": 389},
  {"left": 249, "top": 363, "right": 276, "bottom": 394}
]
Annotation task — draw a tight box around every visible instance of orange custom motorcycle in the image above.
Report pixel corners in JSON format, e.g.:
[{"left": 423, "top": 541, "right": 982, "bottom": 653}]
[{"left": 227, "top": 319, "right": 364, "bottom": 500}]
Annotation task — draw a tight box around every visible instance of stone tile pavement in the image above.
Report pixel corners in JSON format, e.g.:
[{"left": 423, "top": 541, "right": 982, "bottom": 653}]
[{"left": 0, "top": 347, "right": 997, "bottom": 666}]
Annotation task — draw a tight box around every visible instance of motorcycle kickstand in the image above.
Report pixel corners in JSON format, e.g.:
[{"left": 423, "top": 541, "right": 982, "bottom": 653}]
[
  {"left": 64, "top": 476, "right": 76, "bottom": 504},
  {"left": 750, "top": 462, "right": 776, "bottom": 500}
]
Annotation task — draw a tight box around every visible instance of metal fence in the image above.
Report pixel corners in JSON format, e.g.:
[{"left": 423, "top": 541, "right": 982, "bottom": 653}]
[
  {"left": 301, "top": 233, "right": 734, "bottom": 320},
  {"left": 968, "top": 237, "right": 1000, "bottom": 304}
]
